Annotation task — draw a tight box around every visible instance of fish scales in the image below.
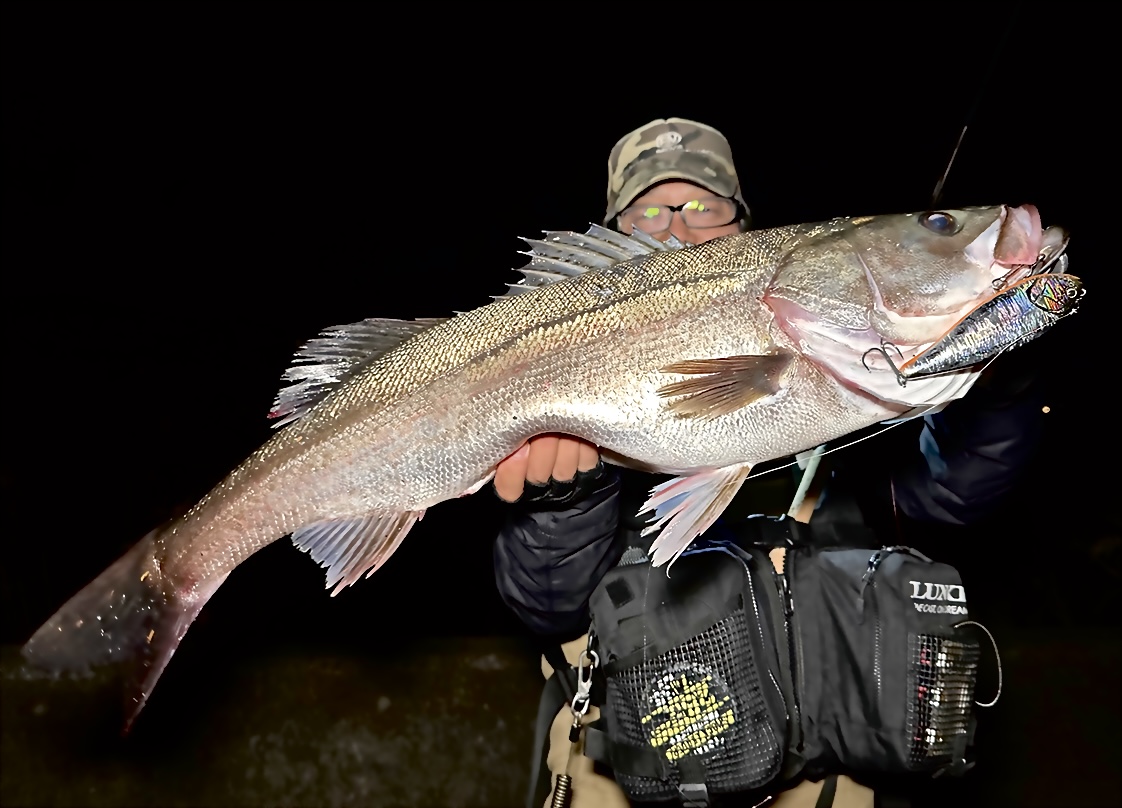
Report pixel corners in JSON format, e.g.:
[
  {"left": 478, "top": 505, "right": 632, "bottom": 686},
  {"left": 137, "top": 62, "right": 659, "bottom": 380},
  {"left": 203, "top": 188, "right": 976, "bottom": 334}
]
[
  {"left": 155, "top": 227, "right": 804, "bottom": 580},
  {"left": 323, "top": 226, "right": 802, "bottom": 411},
  {"left": 18, "top": 206, "right": 1080, "bottom": 729}
]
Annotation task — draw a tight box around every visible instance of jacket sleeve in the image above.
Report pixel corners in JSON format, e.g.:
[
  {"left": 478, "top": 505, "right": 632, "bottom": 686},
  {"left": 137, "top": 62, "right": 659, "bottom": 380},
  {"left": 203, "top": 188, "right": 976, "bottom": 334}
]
[
  {"left": 492, "top": 465, "right": 624, "bottom": 639},
  {"left": 882, "top": 353, "right": 1047, "bottom": 526}
]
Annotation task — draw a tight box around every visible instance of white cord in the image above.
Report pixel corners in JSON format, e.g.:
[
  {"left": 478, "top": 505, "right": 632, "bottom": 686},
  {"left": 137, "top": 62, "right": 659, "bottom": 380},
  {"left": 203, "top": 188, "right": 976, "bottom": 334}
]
[{"left": 955, "top": 620, "right": 1003, "bottom": 707}]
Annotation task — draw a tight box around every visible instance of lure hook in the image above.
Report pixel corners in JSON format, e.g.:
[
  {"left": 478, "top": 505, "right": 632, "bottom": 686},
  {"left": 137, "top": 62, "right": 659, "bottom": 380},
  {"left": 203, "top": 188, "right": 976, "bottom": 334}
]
[{"left": 861, "top": 342, "right": 908, "bottom": 387}]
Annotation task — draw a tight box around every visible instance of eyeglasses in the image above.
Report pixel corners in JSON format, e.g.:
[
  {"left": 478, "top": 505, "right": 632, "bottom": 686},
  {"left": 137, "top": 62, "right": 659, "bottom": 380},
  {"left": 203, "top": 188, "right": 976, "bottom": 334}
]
[{"left": 617, "top": 196, "right": 741, "bottom": 235}]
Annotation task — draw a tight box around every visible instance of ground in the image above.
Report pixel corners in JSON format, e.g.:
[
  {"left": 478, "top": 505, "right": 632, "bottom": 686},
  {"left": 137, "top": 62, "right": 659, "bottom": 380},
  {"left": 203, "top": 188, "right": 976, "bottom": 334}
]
[{"left": 2, "top": 624, "right": 1118, "bottom": 808}]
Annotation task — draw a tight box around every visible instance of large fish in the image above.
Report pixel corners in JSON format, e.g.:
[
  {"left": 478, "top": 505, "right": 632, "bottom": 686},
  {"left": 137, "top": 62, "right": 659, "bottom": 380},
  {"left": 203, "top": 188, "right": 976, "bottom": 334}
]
[{"left": 21, "top": 204, "right": 1076, "bottom": 727}]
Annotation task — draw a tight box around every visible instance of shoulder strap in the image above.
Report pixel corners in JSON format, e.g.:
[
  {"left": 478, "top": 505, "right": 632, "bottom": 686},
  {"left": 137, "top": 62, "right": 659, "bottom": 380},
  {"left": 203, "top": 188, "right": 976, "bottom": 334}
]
[
  {"left": 542, "top": 644, "right": 576, "bottom": 701},
  {"left": 677, "top": 757, "right": 710, "bottom": 807},
  {"left": 525, "top": 647, "right": 579, "bottom": 808},
  {"left": 583, "top": 718, "right": 670, "bottom": 781},
  {"left": 813, "top": 774, "right": 838, "bottom": 808}
]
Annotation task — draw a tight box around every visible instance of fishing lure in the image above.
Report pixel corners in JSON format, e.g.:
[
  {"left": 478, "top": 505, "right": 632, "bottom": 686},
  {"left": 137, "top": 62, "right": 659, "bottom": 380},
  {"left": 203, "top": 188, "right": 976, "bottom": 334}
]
[{"left": 863, "top": 271, "right": 1084, "bottom": 387}]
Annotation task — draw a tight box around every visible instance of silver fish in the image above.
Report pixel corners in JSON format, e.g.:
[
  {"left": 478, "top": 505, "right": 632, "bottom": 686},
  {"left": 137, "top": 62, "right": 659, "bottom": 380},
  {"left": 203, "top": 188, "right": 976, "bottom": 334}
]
[{"left": 21, "top": 204, "right": 1077, "bottom": 727}]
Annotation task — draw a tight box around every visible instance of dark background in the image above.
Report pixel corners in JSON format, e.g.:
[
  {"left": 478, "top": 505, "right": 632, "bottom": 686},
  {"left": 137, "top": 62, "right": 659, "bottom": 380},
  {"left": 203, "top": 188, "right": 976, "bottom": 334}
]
[
  {"left": 2, "top": 3, "right": 1118, "bottom": 787},
  {"left": 3, "top": 2, "right": 1117, "bottom": 639}
]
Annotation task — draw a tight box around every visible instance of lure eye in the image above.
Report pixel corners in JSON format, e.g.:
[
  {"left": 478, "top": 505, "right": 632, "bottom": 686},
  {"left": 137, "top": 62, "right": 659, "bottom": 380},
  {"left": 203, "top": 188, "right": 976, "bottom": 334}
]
[{"left": 918, "top": 211, "right": 961, "bottom": 235}]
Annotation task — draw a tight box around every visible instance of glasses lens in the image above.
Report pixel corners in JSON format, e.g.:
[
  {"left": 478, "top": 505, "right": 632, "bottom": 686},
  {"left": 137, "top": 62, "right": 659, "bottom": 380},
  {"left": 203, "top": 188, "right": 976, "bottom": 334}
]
[
  {"left": 679, "top": 197, "right": 738, "bottom": 228},
  {"left": 619, "top": 204, "right": 672, "bottom": 234}
]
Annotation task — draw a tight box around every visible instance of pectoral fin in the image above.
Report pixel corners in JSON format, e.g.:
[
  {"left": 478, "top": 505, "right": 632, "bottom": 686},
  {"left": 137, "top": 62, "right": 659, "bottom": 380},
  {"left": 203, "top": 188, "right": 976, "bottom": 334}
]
[
  {"left": 292, "top": 509, "right": 426, "bottom": 596},
  {"left": 642, "top": 463, "right": 755, "bottom": 567},
  {"left": 658, "top": 352, "right": 793, "bottom": 418}
]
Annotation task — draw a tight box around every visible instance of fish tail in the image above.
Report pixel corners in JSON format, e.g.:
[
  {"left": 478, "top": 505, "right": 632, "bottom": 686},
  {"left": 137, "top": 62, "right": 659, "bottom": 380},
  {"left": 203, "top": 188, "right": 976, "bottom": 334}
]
[{"left": 20, "top": 528, "right": 227, "bottom": 732}]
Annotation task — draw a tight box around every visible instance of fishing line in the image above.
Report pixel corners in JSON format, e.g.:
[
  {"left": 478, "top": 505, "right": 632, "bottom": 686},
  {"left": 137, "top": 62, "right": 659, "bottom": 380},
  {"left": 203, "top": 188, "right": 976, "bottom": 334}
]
[
  {"left": 930, "top": 126, "right": 969, "bottom": 212},
  {"left": 929, "top": 18, "right": 1017, "bottom": 210},
  {"left": 740, "top": 414, "right": 925, "bottom": 484},
  {"left": 741, "top": 356, "right": 1007, "bottom": 485},
  {"left": 739, "top": 330, "right": 1033, "bottom": 488}
]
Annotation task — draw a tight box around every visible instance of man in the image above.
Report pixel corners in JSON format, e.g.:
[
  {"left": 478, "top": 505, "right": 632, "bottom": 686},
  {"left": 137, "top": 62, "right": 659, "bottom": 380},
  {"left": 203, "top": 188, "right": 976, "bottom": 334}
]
[
  {"left": 492, "top": 119, "right": 748, "bottom": 510},
  {"left": 492, "top": 118, "right": 1043, "bottom": 807}
]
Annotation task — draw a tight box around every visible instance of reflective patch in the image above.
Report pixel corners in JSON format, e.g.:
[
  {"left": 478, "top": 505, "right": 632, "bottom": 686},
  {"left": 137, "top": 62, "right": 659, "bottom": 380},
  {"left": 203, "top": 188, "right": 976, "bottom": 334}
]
[{"left": 641, "top": 661, "right": 736, "bottom": 762}]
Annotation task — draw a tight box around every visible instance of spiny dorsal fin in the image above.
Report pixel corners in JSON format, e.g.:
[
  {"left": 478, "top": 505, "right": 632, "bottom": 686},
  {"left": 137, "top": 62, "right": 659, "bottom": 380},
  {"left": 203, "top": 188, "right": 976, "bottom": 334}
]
[
  {"left": 269, "top": 317, "right": 447, "bottom": 427},
  {"left": 498, "top": 224, "right": 687, "bottom": 299},
  {"left": 657, "top": 352, "right": 794, "bottom": 418}
]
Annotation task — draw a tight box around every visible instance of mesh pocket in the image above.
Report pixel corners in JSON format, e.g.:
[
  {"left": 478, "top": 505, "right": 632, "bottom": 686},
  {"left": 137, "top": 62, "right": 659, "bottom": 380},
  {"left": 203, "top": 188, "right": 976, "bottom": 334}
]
[
  {"left": 606, "top": 609, "right": 783, "bottom": 798},
  {"left": 906, "top": 633, "right": 980, "bottom": 770}
]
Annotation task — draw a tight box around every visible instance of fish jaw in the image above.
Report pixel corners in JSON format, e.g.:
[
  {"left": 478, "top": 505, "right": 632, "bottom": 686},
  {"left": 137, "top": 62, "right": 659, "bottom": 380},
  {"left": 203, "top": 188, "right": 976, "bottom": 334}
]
[
  {"left": 765, "top": 295, "right": 983, "bottom": 409},
  {"left": 764, "top": 205, "right": 1064, "bottom": 408},
  {"left": 992, "top": 203, "right": 1043, "bottom": 266},
  {"left": 858, "top": 206, "right": 1044, "bottom": 340}
]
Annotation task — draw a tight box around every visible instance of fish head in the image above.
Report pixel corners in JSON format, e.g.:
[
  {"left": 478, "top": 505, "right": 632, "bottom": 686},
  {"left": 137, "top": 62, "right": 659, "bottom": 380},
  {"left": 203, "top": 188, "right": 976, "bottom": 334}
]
[{"left": 764, "top": 205, "right": 1068, "bottom": 408}]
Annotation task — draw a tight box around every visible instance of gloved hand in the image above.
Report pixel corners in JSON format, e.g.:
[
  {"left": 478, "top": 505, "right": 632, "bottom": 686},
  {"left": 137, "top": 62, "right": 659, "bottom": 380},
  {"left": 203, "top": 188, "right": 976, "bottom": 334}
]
[{"left": 493, "top": 435, "right": 603, "bottom": 505}]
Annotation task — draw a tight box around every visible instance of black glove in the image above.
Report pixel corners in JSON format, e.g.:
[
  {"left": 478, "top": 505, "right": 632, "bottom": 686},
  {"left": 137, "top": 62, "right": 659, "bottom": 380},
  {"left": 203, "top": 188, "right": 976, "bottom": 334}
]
[{"left": 508, "top": 460, "right": 610, "bottom": 509}]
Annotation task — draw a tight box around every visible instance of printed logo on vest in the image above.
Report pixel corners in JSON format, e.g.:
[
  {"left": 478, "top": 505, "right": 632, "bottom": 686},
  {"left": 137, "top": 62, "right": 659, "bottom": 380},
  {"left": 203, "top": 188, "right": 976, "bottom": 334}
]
[
  {"left": 908, "top": 580, "right": 968, "bottom": 616},
  {"left": 641, "top": 661, "right": 736, "bottom": 762}
]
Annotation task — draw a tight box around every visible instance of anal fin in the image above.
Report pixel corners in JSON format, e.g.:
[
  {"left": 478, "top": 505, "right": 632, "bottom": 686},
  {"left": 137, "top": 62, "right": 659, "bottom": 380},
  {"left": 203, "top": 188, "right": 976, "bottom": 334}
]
[
  {"left": 642, "top": 464, "right": 755, "bottom": 567},
  {"left": 658, "top": 353, "right": 793, "bottom": 418},
  {"left": 292, "top": 509, "right": 426, "bottom": 596}
]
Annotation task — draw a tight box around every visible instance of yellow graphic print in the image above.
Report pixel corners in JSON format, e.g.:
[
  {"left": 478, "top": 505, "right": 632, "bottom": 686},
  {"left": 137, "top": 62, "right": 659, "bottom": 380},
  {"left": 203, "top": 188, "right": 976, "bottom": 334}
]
[{"left": 641, "top": 666, "right": 737, "bottom": 762}]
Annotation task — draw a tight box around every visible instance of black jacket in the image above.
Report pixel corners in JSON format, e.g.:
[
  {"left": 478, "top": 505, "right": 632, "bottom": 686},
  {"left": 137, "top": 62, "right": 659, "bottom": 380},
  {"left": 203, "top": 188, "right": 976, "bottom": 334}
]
[{"left": 492, "top": 357, "right": 1045, "bottom": 640}]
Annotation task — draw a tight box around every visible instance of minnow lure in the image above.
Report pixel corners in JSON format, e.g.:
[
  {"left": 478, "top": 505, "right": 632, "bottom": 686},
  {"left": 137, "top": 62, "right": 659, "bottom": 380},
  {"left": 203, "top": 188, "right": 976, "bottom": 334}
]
[{"left": 863, "top": 272, "right": 1084, "bottom": 387}]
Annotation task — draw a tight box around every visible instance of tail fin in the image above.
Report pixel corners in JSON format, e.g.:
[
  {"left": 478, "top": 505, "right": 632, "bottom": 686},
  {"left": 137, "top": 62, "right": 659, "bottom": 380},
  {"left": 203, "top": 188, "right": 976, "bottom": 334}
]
[{"left": 20, "top": 528, "right": 227, "bottom": 732}]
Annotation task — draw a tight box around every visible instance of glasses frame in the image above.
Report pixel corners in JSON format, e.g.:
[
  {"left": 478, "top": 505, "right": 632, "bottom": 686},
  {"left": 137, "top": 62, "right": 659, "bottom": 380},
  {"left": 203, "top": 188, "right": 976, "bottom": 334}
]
[{"left": 617, "top": 196, "right": 743, "bottom": 235}]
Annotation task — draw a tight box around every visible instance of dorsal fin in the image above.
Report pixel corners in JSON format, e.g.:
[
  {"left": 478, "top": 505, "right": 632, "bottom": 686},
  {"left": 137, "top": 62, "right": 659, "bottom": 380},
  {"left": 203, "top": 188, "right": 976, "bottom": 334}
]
[
  {"left": 268, "top": 317, "right": 447, "bottom": 427},
  {"left": 498, "top": 224, "right": 686, "bottom": 298}
]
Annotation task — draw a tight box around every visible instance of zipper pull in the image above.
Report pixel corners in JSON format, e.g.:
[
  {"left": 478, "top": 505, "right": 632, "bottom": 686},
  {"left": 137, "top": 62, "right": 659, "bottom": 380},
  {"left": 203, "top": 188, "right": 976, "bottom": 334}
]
[
  {"left": 856, "top": 550, "right": 884, "bottom": 619},
  {"left": 883, "top": 545, "right": 934, "bottom": 564},
  {"left": 779, "top": 570, "right": 794, "bottom": 617}
]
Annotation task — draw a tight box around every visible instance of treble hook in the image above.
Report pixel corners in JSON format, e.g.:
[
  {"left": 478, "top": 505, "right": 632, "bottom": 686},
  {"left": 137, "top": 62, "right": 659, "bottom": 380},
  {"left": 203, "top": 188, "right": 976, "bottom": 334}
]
[{"left": 861, "top": 342, "right": 908, "bottom": 387}]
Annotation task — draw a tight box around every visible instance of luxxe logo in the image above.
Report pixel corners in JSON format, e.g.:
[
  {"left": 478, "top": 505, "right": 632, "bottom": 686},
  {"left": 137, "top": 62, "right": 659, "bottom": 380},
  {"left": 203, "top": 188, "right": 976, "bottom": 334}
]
[{"left": 909, "top": 581, "right": 967, "bottom": 615}]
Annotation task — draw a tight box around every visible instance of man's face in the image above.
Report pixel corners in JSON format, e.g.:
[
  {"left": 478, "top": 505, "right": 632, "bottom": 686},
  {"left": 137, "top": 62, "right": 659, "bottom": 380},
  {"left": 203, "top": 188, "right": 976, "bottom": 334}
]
[{"left": 617, "top": 181, "right": 742, "bottom": 245}]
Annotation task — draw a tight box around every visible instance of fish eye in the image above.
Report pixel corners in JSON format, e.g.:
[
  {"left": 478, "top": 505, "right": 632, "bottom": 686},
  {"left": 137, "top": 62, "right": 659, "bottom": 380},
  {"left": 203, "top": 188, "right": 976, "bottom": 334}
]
[{"left": 918, "top": 211, "right": 961, "bottom": 235}]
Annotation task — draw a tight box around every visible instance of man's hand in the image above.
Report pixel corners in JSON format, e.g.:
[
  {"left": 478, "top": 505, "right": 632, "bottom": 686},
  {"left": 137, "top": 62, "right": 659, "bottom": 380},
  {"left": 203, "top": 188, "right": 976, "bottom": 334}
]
[{"left": 493, "top": 434, "right": 600, "bottom": 503}]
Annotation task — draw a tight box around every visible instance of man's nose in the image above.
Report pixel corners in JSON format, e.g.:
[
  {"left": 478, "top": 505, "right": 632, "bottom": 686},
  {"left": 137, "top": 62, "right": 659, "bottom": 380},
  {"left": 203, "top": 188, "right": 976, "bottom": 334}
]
[{"left": 666, "top": 214, "right": 693, "bottom": 243}]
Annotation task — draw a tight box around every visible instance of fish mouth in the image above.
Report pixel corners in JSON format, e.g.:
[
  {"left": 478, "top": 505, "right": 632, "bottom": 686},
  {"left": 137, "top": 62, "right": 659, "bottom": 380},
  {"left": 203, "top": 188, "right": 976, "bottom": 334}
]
[
  {"left": 999, "top": 228, "right": 1069, "bottom": 282},
  {"left": 891, "top": 215, "right": 1071, "bottom": 358},
  {"left": 804, "top": 205, "right": 1072, "bottom": 409},
  {"left": 987, "top": 204, "right": 1070, "bottom": 290},
  {"left": 863, "top": 211, "right": 1075, "bottom": 400}
]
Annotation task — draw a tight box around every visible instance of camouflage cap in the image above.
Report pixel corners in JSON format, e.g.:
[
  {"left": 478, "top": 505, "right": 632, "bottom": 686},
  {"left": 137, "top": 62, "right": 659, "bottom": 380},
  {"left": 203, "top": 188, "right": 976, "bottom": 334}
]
[{"left": 605, "top": 117, "right": 749, "bottom": 226}]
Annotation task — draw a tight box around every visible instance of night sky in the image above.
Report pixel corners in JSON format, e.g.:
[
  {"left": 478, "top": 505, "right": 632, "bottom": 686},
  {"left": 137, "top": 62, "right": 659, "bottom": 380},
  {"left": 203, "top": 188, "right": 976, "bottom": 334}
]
[{"left": 2, "top": 5, "right": 1117, "bottom": 655}]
